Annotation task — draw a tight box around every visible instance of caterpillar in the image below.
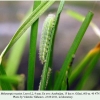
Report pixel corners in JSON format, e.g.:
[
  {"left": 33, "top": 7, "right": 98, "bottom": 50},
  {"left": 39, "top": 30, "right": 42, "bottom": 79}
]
[{"left": 39, "top": 14, "right": 55, "bottom": 64}]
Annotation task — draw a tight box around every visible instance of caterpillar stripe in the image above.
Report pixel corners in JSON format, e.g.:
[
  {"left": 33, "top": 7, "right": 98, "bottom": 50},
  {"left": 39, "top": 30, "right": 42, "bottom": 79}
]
[{"left": 39, "top": 14, "right": 55, "bottom": 64}]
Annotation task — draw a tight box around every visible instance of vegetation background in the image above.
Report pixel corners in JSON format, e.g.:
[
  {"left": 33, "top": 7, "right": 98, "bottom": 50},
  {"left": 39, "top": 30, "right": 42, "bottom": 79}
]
[{"left": 0, "top": 1, "right": 100, "bottom": 90}]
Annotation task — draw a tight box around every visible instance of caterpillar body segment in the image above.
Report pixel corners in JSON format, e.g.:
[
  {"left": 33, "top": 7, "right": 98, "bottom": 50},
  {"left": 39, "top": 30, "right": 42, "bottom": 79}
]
[{"left": 39, "top": 14, "right": 55, "bottom": 64}]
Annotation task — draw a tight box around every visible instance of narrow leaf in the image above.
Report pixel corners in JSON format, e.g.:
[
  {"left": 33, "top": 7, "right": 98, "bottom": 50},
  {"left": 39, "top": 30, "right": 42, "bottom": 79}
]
[
  {"left": 0, "top": 1, "right": 55, "bottom": 63},
  {"left": 61, "top": 71, "right": 68, "bottom": 90},
  {"left": 54, "top": 11, "right": 93, "bottom": 90},
  {"left": 6, "top": 33, "right": 28, "bottom": 76},
  {"left": 76, "top": 52, "right": 100, "bottom": 90},
  {"left": 6, "top": 7, "right": 32, "bottom": 76},
  {"left": 0, "top": 75, "right": 24, "bottom": 85},
  {"left": 67, "top": 10, "right": 100, "bottom": 38},
  {"left": 69, "top": 43, "right": 100, "bottom": 84},
  {"left": 27, "top": 1, "right": 40, "bottom": 90},
  {"left": 39, "top": 0, "right": 65, "bottom": 90},
  {"left": 0, "top": 64, "right": 12, "bottom": 90}
]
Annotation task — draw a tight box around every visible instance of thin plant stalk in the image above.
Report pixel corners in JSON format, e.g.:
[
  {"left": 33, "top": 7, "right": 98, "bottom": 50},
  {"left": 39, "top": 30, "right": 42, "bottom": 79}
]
[
  {"left": 75, "top": 43, "right": 100, "bottom": 90},
  {"left": 6, "top": 8, "right": 33, "bottom": 76},
  {"left": 76, "top": 53, "right": 100, "bottom": 90},
  {"left": 0, "top": 64, "right": 12, "bottom": 90},
  {"left": 66, "top": 10, "right": 100, "bottom": 38},
  {"left": 39, "top": 1, "right": 65, "bottom": 90},
  {"left": 0, "top": 1, "right": 55, "bottom": 64},
  {"left": 54, "top": 11, "right": 93, "bottom": 90},
  {"left": 27, "top": 1, "right": 40, "bottom": 90},
  {"left": 69, "top": 43, "right": 100, "bottom": 85}
]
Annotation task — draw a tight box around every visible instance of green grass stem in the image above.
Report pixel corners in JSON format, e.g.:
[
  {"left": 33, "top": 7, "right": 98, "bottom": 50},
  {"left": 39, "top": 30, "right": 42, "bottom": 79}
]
[
  {"left": 27, "top": 1, "right": 40, "bottom": 90},
  {"left": 66, "top": 10, "right": 100, "bottom": 38},
  {"left": 39, "top": 1, "right": 65, "bottom": 90},
  {"left": 0, "top": 75, "right": 24, "bottom": 85},
  {"left": 0, "top": 64, "right": 12, "bottom": 90},
  {"left": 54, "top": 11, "right": 93, "bottom": 90},
  {"left": 69, "top": 43, "right": 100, "bottom": 85},
  {"left": 76, "top": 52, "right": 100, "bottom": 90},
  {"left": 0, "top": 1, "right": 55, "bottom": 63}
]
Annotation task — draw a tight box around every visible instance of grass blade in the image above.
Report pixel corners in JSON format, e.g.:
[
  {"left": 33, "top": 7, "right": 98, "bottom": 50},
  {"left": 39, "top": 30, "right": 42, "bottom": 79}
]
[
  {"left": 47, "top": 0, "right": 65, "bottom": 90},
  {"left": 27, "top": 1, "right": 40, "bottom": 90},
  {"left": 6, "top": 8, "right": 32, "bottom": 76},
  {"left": 0, "top": 75, "right": 24, "bottom": 85},
  {"left": 67, "top": 10, "right": 84, "bottom": 22},
  {"left": 50, "top": 0, "right": 65, "bottom": 67},
  {"left": 69, "top": 43, "right": 100, "bottom": 85},
  {"left": 6, "top": 33, "right": 28, "bottom": 76},
  {"left": 39, "top": 0, "right": 65, "bottom": 90},
  {"left": 76, "top": 49, "right": 100, "bottom": 90},
  {"left": 66, "top": 10, "right": 100, "bottom": 38},
  {"left": 53, "top": 11, "right": 93, "bottom": 90},
  {"left": 61, "top": 71, "right": 68, "bottom": 90},
  {"left": 0, "top": 1, "right": 55, "bottom": 63},
  {"left": 61, "top": 81, "right": 67, "bottom": 90},
  {"left": 0, "top": 64, "right": 12, "bottom": 90}
]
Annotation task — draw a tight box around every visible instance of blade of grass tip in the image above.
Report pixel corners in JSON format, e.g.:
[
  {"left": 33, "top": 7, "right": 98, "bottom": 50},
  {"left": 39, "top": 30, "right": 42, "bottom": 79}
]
[
  {"left": 69, "top": 43, "right": 100, "bottom": 85},
  {"left": 50, "top": 0, "right": 65, "bottom": 68},
  {"left": 53, "top": 11, "right": 93, "bottom": 90},
  {"left": 90, "top": 23, "right": 100, "bottom": 38},
  {"left": 0, "top": 1, "right": 55, "bottom": 64},
  {"left": 0, "top": 64, "right": 12, "bottom": 90},
  {"left": 27, "top": 1, "right": 40, "bottom": 90},
  {"left": 66, "top": 10, "right": 100, "bottom": 38},
  {"left": 39, "top": 0, "right": 65, "bottom": 90},
  {"left": 46, "top": 0, "right": 65, "bottom": 90},
  {"left": 76, "top": 43, "right": 100, "bottom": 90},
  {"left": 47, "top": 0, "right": 65, "bottom": 90},
  {"left": 67, "top": 10, "right": 85, "bottom": 22}
]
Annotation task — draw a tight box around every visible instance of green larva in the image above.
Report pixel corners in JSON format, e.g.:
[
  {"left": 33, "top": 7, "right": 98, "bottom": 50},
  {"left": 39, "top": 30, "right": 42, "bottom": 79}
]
[{"left": 39, "top": 14, "right": 55, "bottom": 64}]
